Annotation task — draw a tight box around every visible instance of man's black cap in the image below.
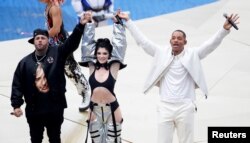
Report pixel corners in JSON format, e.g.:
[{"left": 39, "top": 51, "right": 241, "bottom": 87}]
[{"left": 28, "top": 29, "right": 49, "bottom": 44}]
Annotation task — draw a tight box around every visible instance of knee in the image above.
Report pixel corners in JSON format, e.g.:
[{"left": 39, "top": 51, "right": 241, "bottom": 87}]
[
  {"left": 106, "top": 121, "right": 122, "bottom": 142},
  {"left": 89, "top": 119, "right": 104, "bottom": 142}
]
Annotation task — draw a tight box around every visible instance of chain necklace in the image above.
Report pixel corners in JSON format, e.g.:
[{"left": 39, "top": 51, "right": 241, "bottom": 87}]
[{"left": 35, "top": 54, "right": 47, "bottom": 64}]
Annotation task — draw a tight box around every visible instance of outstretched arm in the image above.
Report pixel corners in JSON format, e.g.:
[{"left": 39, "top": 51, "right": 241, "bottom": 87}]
[
  {"left": 197, "top": 13, "right": 239, "bottom": 59},
  {"left": 109, "top": 12, "right": 127, "bottom": 78},
  {"left": 77, "top": 12, "right": 97, "bottom": 74},
  {"left": 81, "top": 21, "right": 96, "bottom": 74},
  {"left": 48, "top": 5, "right": 62, "bottom": 37},
  {"left": 118, "top": 11, "right": 160, "bottom": 57},
  {"left": 60, "top": 11, "right": 92, "bottom": 59}
]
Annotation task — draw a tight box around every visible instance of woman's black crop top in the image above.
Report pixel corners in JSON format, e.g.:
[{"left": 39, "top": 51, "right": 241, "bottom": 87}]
[{"left": 89, "top": 69, "right": 116, "bottom": 96}]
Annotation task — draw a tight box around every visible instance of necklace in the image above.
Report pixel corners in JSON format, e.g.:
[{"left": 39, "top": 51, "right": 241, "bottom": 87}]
[{"left": 35, "top": 54, "right": 47, "bottom": 63}]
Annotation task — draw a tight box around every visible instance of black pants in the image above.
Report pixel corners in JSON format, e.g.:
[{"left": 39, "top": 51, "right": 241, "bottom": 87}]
[{"left": 26, "top": 110, "right": 64, "bottom": 143}]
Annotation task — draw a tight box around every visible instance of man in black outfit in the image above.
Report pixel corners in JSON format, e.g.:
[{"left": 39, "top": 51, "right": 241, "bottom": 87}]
[{"left": 10, "top": 12, "right": 92, "bottom": 143}]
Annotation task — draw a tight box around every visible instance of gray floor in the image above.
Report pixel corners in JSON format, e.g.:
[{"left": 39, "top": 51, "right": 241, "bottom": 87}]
[{"left": 1, "top": 0, "right": 250, "bottom": 142}]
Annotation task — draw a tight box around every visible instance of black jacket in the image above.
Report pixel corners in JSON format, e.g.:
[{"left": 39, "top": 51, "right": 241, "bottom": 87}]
[{"left": 11, "top": 23, "right": 85, "bottom": 114}]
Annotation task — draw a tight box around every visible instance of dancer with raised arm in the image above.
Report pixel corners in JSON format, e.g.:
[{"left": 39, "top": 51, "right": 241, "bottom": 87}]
[
  {"left": 118, "top": 11, "right": 239, "bottom": 143},
  {"left": 40, "top": 0, "right": 90, "bottom": 112},
  {"left": 80, "top": 11, "right": 126, "bottom": 143},
  {"left": 10, "top": 12, "right": 92, "bottom": 143}
]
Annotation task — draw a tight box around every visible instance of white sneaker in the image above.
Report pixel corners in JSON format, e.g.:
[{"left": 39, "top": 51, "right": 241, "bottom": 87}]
[{"left": 79, "top": 91, "right": 90, "bottom": 112}]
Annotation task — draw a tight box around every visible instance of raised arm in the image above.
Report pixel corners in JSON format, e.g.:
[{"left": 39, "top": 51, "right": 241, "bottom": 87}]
[
  {"left": 48, "top": 5, "right": 62, "bottom": 37},
  {"left": 118, "top": 11, "right": 160, "bottom": 57},
  {"left": 60, "top": 11, "right": 92, "bottom": 59},
  {"left": 79, "top": 22, "right": 96, "bottom": 65},
  {"left": 197, "top": 13, "right": 239, "bottom": 59},
  {"left": 108, "top": 14, "right": 127, "bottom": 78},
  {"left": 76, "top": 11, "right": 97, "bottom": 76}
]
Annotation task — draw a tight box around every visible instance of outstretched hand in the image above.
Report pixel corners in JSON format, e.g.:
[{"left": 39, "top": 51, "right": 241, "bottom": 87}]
[
  {"left": 80, "top": 11, "right": 92, "bottom": 25},
  {"left": 223, "top": 13, "right": 239, "bottom": 30}
]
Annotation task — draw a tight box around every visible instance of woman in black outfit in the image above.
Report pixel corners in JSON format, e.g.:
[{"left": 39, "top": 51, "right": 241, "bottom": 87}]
[{"left": 80, "top": 12, "right": 127, "bottom": 143}]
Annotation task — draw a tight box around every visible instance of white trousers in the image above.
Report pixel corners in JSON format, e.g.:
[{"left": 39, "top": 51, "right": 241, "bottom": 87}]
[{"left": 157, "top": 101, "right": 195, "bottom": 143}]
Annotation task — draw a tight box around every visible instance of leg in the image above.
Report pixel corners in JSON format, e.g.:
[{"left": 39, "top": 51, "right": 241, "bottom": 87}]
[
  {"left": 89, "top": 118, "right": 105, "bottom": 143},
  {"left": 88, "top": 102, "right": 123, "bottom": 143},
  {"left": 88, "top": 107, "right": 106, "bottom": 143},
  {"left": 175, "top": 102, "right": 195, "bottom": 143},
  {"left": 64, "top": 54, "right": 90, "bottom": 112},
  {"left": 46, "top": 110, "right": 64, "bottom": 143},
  {"left": 158, "top": 121, "right": 175, "bottom": 143},
  {"left": 106, "top": 121, "right": 122, "bottom": 143},
  {"left": 27, "top": 115, "right": 45, "bottom": 143},
  {"left": 106, "top": 114, "right": 122, "bottom": 143},
  {"left": 106, "top": 105, "right": 123, "bottom": 143},
  {"left": 157, "top": 101, "right": 175, "bottom": 143}
]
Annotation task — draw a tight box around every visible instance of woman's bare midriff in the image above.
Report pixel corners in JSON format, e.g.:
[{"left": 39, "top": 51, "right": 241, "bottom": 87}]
[
  {"left": 91, "top": 87, "right": 116, "bottom": 104},
  {"left": 89, "top": 87, "right": 122, "bottom": 122}
]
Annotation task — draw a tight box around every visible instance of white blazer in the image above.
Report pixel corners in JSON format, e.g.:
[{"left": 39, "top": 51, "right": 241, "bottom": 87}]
[{"left": 125, "top": 19, "right": 230, "bottom": 97}]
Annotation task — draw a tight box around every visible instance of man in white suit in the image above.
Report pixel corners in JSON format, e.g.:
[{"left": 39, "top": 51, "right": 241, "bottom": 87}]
[{"left": 118, "top": 11, "right": 239, "bottom": 143}]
